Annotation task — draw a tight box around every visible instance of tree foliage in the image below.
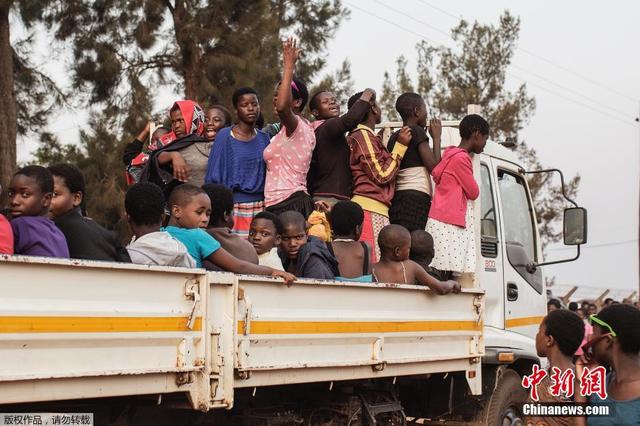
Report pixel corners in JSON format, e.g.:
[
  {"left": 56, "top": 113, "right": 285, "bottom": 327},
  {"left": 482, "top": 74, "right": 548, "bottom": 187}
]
[
  {"left": 43, "top": 0, "right": 348, "bottom": 129},
  {"left": 0, "top": 0, "right": 66, "bottom": 203},
  {"left": 33, "top": 110, "right": 131, "bottom": 240},
  {"left": 379, "top": 11, "right": 578, "bottom": 252}
]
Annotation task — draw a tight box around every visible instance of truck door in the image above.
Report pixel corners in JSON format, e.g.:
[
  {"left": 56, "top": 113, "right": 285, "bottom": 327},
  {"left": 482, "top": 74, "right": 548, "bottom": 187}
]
[
  {"left": 477, "top": 161, "right": 505, "bottom": 329},
  {"left": 492, "top": 159, "right": 546, "bottom": 339}
]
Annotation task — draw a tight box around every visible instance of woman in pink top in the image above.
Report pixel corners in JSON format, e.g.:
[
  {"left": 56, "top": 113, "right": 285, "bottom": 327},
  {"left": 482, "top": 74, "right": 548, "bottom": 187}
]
[
  {"left": 426, "top": 114, "right": 489, "bottom": 277},
  {"left": 263, "top": 38, "right": 315, "bottom": 218}
]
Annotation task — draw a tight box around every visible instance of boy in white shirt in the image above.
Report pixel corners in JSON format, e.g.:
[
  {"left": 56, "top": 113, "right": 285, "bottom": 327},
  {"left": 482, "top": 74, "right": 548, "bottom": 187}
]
[{"left": 248, "top": 211, "right": 284, "bottom": 271}]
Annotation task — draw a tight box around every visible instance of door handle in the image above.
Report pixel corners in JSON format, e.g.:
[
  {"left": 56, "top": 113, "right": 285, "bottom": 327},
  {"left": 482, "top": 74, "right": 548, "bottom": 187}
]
[{"left": 507, "top": 282, "right": 518, "bottom": 301}]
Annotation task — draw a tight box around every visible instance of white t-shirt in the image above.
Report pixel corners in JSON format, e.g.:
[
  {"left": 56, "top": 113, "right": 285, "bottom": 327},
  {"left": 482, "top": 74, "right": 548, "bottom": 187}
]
[
  {"left": 258, "top": 247, "right": 284, "bottom": 271},
  {"left": 127, "top": 231, "right": 196, "bottom": 268}
]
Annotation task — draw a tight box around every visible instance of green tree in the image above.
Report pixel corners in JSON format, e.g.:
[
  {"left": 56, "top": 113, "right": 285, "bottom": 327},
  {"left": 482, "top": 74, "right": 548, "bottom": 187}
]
[
  {"left": 379, "top": 11, "right": 578, "bottom": 251},
  {"left": 34, "top": 109, "right": 131, "bottom": 240},
  {"left": 43, "top": 0, "right": 348, "bottom": 129},
  {"left": 0, "top": 0, "right": 65, "bottom": 203}
]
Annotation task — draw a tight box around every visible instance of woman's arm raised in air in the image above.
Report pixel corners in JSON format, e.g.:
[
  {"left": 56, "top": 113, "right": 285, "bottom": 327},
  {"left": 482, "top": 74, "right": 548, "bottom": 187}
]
[{"left": 276, "top": 37, "right": 301, "bottom": 137}]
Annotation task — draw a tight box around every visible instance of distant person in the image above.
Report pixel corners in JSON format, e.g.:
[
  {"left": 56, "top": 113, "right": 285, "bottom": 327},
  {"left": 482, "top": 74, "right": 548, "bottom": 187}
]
[
  {"left": 0, "top": 183, "right": 14, "bottom": 254},
  {"left": 203, "top": 105, "right": 232, "bottom": 141},
  {"left": 201, "top": 183, "right": 259, "bottom": 269},
  {"left": 278, "top": 211, "right": 339, "bottom": 279},
  {"left": 248, "top": 211, "right": 284, "bottom": 270},
  {"left": 162, "top": 184, "right": 294, "bottom": 283},
  {"left": 307, "top": 88, "right": 374, "bottom": 205},
  {"left": 525, "top": 309, "right": 585, "bottom": 426},
  {"left": 263, "top": 38, "right": 315, "bottom": 218},
  {"left": 205, "top": 88, "right": 270, "bottom": 236},
  {"left": 426, "top": 114, "right": 488, "bottom": 279},
  {"left": 7, "top": 166, "right": 69, "bottom": 258},
  {"left": 588, "top": 303, "right": 598, "bottom": 316},
  {"left": 346, "top": 91, "right": 411, "bottom": 262},
  {"left": 574, "top": 304, "right": 640, "bottom": 425},
  {"left": 123, "top": 122, "right": 170, "bottom": 184},
  {"left": 547, "top": 298, "right": 562, "bottom": 312},
  {"left": 124, "top": 182, "right": 195, "bottom": 267},
  {"left": 388, "top": 93, "right": 442, "bottom": 231},
  {"left": 48, "top": 163, "right": 130, "bottom": 262},
  {"left": 372, "top": 225, "right": 460, "bottom": 294},
  {"left": 569, "top": 301, "right": 579, "bottom": 312},
  {"left": 327, "top": 200, "right": 372, "bottom": 282}
]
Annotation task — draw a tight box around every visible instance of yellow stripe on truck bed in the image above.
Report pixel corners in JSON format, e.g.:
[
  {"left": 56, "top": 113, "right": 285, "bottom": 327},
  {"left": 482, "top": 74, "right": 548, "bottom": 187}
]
[
  {"left": 0, "top": 316, "right": 202, "bottom": 333},
  {"left": 237, "top": 320, "right": 482, "bottom": 335}
]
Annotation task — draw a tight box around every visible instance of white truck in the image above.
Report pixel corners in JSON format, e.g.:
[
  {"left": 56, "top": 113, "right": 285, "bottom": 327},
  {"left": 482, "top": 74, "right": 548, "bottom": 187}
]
[{"left": 0, "top": 120, "right": 587, "bottom": 425}]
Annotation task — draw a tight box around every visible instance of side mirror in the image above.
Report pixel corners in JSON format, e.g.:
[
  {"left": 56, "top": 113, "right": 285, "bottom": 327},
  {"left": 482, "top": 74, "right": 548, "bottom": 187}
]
[{"left": 563, "top": 207, "right": 588, "bottom": 246}]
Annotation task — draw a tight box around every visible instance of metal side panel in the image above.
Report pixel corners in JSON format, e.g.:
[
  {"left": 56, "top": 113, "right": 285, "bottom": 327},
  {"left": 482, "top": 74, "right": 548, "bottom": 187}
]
[
  {"left": 0, "top": 256, "right": 209, "bottom": 408},
  {"left": 234, "top": 276, "right": 484, "bottom": 393}
]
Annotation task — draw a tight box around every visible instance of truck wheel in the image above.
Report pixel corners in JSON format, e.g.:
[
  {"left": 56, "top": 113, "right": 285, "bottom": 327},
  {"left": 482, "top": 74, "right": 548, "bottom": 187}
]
[{"left": 484, "top": 369, "right": 526, "bottom": 426}]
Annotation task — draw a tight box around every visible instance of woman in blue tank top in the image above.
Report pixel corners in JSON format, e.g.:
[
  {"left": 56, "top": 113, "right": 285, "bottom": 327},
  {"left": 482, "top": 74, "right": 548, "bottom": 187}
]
[{"left": 575, "top": 304, "right": 640, "bottom": 425}]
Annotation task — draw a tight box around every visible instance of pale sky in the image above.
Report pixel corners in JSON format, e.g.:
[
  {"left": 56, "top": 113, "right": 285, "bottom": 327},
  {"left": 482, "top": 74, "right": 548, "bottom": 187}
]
[{"left": 15, "top": 1, "right": 640, "bottom": 300}]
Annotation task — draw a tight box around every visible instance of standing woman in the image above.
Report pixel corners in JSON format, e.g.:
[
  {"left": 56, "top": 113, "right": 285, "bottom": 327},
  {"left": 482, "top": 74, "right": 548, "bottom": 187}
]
[
  {"left": 263, "top": 38, "right": 315, "bottom": 218},
  {"left": 205, "top": 88, "right": 269, "bottom": 237},
  {"left": 425, "top": 114, "right": 488, "bottom": 279}
]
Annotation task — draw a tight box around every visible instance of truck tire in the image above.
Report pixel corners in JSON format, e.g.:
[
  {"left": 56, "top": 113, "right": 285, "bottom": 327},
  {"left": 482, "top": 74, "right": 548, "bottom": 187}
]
[{"left": 484, "top": 369, "right": 526, "bottom": 426}]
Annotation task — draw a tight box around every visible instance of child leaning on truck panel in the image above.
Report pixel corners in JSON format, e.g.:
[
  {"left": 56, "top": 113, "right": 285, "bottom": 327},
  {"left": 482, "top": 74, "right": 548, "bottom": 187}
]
[
  {"left": 163, "top": 184, "right": 295, "bottom": 284},
  {"left": 7, "top": 166, "right": 69, "bottom": 258},
  {"left": 425, "top": 114, "right": 488, "bottom": 279},
  {"left": 372, "top": 225, "right": 460, "bottom": 294},
  {"left": 124, "top": 182, "right": 196, "bottom": 268},
  {"left": 277, "top": 211, "right": 339, "bottom": 280},
  {"left": 248, "top": 211, "right": 285, "bottom": 271},
  {"left": 326, "top": 200, "right": 372, "bottom": 282},
  {"left": 409, "top": 229, "right": 448, "bottom": 281}
]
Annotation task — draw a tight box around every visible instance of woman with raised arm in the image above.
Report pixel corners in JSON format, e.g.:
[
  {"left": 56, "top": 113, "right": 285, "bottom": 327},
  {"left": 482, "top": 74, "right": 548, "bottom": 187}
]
[{"left": 263, "top": 38, "right": 315, "bottom": 218}]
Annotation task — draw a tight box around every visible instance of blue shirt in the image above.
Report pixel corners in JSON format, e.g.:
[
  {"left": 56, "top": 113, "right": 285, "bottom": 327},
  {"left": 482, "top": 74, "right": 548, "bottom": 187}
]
[
  {"left": 588, "top": 373, "right": 640, "bottom": 425},
  {"left": 204, "top": 127, "right": 269, "bottom": 203},
  {"left": 162, "top": 226, "right": 221, "bottom": 268}
]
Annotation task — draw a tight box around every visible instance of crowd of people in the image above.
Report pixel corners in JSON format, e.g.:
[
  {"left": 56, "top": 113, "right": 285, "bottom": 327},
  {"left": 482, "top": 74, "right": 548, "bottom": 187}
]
[
  {"left": 0, "top": 37, "right": 489, "bottom": 294},
  {"left": 0, "top": 38, "right": 638, "bottom": 422}
]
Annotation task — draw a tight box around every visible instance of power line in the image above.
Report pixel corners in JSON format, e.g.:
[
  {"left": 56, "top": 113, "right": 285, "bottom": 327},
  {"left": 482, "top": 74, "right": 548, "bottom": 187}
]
[
  {"left": 414, "top": 0, "right": 639, "bottom": 103},
  {"left": 510, "top": 63, "right": 633, "bottom": 118},
  {"left": 508, "top": 73, "right": 636, "bottom": 127},
  {"left": 344, "top": 1, "right": 637, "bottom": 127}
]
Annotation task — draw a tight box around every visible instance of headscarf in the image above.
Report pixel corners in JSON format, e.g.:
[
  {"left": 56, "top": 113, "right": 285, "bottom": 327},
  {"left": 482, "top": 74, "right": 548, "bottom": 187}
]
[{"left": 155, "top": 100, "right": 206, "bottom": 148}]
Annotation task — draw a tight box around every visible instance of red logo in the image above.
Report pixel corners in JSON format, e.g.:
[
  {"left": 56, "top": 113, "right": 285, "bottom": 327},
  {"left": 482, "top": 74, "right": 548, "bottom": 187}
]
[
  {"left": 579, "top": 366, "right": 607, "bottom": 399},
  {"left": 522, "top": 365, "right": 607, "bottom": 400},
  {"left": 521, "top": 364, "right": 547, "bottom": 401}
]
